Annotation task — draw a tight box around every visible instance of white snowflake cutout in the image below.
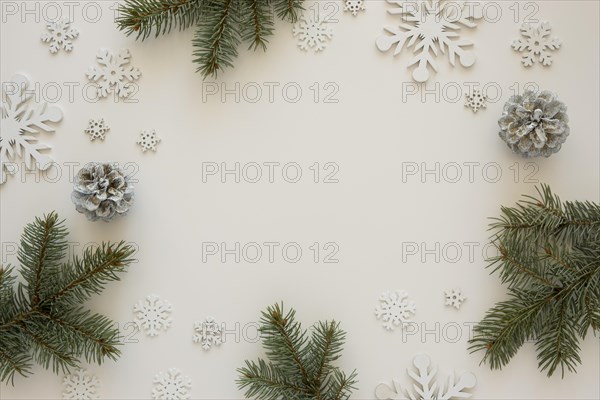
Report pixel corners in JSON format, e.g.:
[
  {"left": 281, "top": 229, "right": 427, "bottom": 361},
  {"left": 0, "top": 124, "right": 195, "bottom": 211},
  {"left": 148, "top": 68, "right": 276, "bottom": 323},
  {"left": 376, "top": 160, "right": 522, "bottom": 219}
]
[
  {"left": 444, "top": 288, "right": 466, "bottom": 309},
  {"left": 137, "top": 130, "right": 161, "bottom": 152},
  {"left": 41, "top": 18, "right": 79, "bottom": 53},
  {"left": 86, "top": 49, "right": 141, "bottom": 99},
  {"left": 293, "top": 11, "right": 334, "bottom": 52},
  {"left": 152, "top": 368, "right": 191, "bottom": 400},
  {"left": 62, "top": 369, "right": 100, "bottom": 399},
  {"left": 375, "top": 290, "right": 416, "bottom": 331},
  {"left": 193, "top": 316, "right": 223, "bottom": 350},
  {"left": 464, "top": 89, "right": 486, "bottom": 113},
  {"left": 344, "top": 0, "right": 366, "bottom": 16},
  {"left": 375, "top": 354, "right": 477, "bottom": 400},
  {"left": 512, "top": 21, "right": 561, "bottom": 67},
  {"left": 376, "top": 0, "right": 483, "bottom": 82},
  {"left": 134, "top": 294, "right": 172, "bottom": 337},
  {"left": 85, "top": 118, "right": 110, "bottom": 141},
  {"left": 1, "top": 74, "right": 63, "bottom": 185}
]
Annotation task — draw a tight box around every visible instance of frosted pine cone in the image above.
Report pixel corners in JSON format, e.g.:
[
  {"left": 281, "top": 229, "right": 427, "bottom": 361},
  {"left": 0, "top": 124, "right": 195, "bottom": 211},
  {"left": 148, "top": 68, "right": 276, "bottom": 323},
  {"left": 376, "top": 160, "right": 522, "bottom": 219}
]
[
  {"left": 498, "top": 90, "right": 569, "bottom": 157},
  {"left": 72, "top": 162, "right": 134, "bottom": 222}
]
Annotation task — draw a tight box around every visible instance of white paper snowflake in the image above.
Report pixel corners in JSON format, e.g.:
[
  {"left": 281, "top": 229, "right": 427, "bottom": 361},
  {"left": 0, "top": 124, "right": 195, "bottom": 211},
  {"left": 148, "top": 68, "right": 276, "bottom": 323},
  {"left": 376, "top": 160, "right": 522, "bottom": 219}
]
[
  {"left": 134, "top": 294, "right": 172, "bottom": 337},
  {"left": 375, "top": 290, "right": 416, "bottom": 331},
  {"left": 344, "top": 0, "right": 366, "bottom": 16},
  {"left": 464, "top": 89, "right": 486, "bottom": 113},
  {"left": 444, "top": 288, "right": 466, "bottom": 309},
  {"left": 85, "top": 118, "right": 110, "bottom": 141},
  {"left": 293, "top": 12, "right": 334, "bottom": 52},
  {"left": 152, "top": 368, "right": 191, "bottom": 400},
  {"left": 375, "top": 354, "right": 477, "bottom": 400},
  {"left": 86, "top": 49, "right": 141, "bottom": 99},
  {"left": 512, "top": 22, "right": 561, "bottom": 67},
  {"left": 376, "top": 0, "right": 482, "bottom": 82},
  {"left": 1, "top": 74, "right": 63, "bottom": 185},
  {"left": 193, "top": 316, "right": 223, "bottom": 350},
  {"left": 62, "top": 369, "right": 100, "bottom": 399},
  {"left": 137, "top": 130, "right": 161, "bottom": 152},
  {"left": 41, "top": 18, "right": 79, "bottom": 53}
]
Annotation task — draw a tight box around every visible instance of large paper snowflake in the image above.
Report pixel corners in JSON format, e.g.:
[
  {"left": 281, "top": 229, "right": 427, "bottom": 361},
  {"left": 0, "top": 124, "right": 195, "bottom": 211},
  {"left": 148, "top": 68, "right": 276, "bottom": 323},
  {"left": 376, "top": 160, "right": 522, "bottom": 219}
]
[
  {"left": 375, "top": 290, "right": 416, "bottom": 331},
  {"left": 293, "top": 13, "right": 334, "bottom": 52},
  {"left": 376, "top": 0, "right": 482, "bottom": 82},
  {"left": 62, "top": 369, "right": 100, "bottom": 399},
  {"left": 512, "top": 22, "right": 561, "bottom": 67},
  {"left": 1, "top": 74, "right": 63, "bottom": 185},
  {"left": 134, "top": 294, "right": 172, "bottom": 337},
  {"left": 152, "top": 368, "right": 192, "bottom": 400},
  {"left": 41, "top": 18, "right": 79, "bottom": 53},
  {"left": 375, "top": 354, "right": 477, "bottom": 400},
  {"left": 193, "top": 316, "right": 223, "bottom": 350},
  {"left": 444, "top": 288, "right": 466, "bottom": 309},
  {"left": 86, "top": 49, "right": 141, "bottom": 99}
]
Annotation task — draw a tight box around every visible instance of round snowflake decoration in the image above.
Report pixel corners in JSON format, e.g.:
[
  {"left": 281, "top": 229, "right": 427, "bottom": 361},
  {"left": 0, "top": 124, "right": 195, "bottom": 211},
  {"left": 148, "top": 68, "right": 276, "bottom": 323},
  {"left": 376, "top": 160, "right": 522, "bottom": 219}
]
[
  {"left": 192, "top": 316, "right": 223, "bottom": 351},
  {"left": 41, "top": 18, "right": 79, "bottom": 53},
  {"left": 444, "top": 288, "right": 466, "bottom": 310},
  {"left": 62, "top": 369, "right": 99, "bottom": 400},
  {"left": 375, "top": 290, "right": 416, "bottom": 331},
  {"left": 344, "top": 0, "right": 366, "bottom": 16},
  {"left": 152, "top": 368, "right": 192, "bottom": 400},
  {"left": 137, "top": 130, "right": 161, "bottom": 152},
  {"left": 512, "top": 22, "right": 561, "bottom": 67},
  {"left": 293, "top": 12, "right": 334, "bottom": 52},
  {"left": 134, "top": 294, "right": 173, "bottom": 337},
  {"left": 86, "top": 48, "right": 141, "bottom": 99},
  {"left": 465, "top": 89, "right": 487, "bottom": 113},
  {"left": 85, "top": 118, "right": 110, "bottom": 141}
]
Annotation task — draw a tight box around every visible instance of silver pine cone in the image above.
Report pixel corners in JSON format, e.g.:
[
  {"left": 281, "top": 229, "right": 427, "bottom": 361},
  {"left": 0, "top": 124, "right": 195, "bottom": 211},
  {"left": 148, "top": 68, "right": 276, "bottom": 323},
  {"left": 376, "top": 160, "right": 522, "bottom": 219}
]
[
  {"left": 72, "top": 162, "right": 134, "bottom": 222},
  {"left": 498, "top": 90, "right": 569, "bottom": 157}
]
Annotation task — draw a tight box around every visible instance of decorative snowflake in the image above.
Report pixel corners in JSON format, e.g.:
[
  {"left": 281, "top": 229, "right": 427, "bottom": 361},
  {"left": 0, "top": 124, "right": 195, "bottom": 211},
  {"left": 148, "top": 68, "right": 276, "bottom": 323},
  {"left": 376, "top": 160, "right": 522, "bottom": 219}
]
[
  {"left": 464, "top": 89, "right": 486, "bottom": 113},
  {"left": 86, "top": 49, "right": 141, "bottom": 99},
  {"left": 375, "top": 290, "right": 416, "bottom": 331},
  {"left": 444, "top": 288, "right": 466, "bottom": 309},
  {"left": 85, "top": 118, "right": 110, "bottom": 141},
  {"left": 344, "top": 0, "right": 366, "bottom": 16},
  {"left": 152, "top": 368, "right": 191, "bottom": 400},
  {"left": 41, "top": 18, "right": 79, "bottom": 53},
  {"left": 375, "top": 354, "right": 477, "bottom": 400},
  {"left": 512, "top": 22, "right": 561, "bottom": 67},
  {"left": 137, "top": 130, "right": 161, "bottom": 152},
  {"left": 193, "top": 316, "right": 223, "bottom": 350},
  {"left": 134, "top": 294, "right": 172, "bottom": 337},
  {"left": 1, "top": 74, "right": 63, "bottom": 185},
  {"left": 62, "top": 369, "right": 100, "bottom": 399},
  {"left": 376, "top": 0, "right": 482, "bottom": 82},
  {"left": 293, "top": 12, "right": 334, "bottom": 52}
]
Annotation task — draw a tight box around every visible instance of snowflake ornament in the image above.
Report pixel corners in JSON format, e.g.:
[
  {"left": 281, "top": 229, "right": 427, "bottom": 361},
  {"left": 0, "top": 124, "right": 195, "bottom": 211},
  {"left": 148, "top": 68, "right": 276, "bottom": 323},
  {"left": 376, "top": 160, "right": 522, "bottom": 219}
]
[
  {"left": 86, "top": 49, "right": 141, "bottom": 99},
  {"left": 444, "top": 288, "right": 466, "bottom": 309},
  {"left": 85, "top": 118, "right": 110, "bottom": 141},
  {"left": 344, "top": 0, "right": 366, "bottom": 16},
  {"left": 375, "top": 354, "right": 477, "bottom": 400},
  {"left": 1, "top": 74, "right": 63, "bottom": 185},
  {"left": 376, "top": 0, "right": 482, "bottom": 82},
  {"left": 375, "top": 290, "right": 416, "bottom": 331},
  {"left": 465, "top": 89, "right": 486, "bottom": 113},
  {"left": 41, "top": 18, "right": 79, "bottom": 53},
  {"left": 193, "top": 316, "right": 223, "bottom": 350},
  {"left": 152, "top": 368, "right": 192, "bottom": 400},
  {"left": 512, "top": 22, "right": 561, "bottom": 67},
  {"left": 293, "top": 12, "right": 334, "bottom": 52},
  {"left": 62, "top": 369, "right": 100, "bottom": 399},
  {"left": 137, "top": 130, "right": 161, "bottom": 152},
  {"left": 134, "top": 294, "right": 172, "bottom": 337}
]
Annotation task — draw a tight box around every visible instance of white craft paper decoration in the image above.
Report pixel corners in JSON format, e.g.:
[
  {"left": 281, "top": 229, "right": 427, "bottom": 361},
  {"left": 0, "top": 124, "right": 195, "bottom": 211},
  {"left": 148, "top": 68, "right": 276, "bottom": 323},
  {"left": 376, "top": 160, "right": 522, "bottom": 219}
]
[
  {"left": 293, "top": 12, "right": 334, "bottom": 52},
  {"left": 62, "top": 369, "right": 100, "bottom": 399},
  {"left": 137, "top": 130, "right": 161, "bottom": 152},
  {"left": 134, "top": 294, "right": 172, "bottom": 337},
  {"left": 193, "top": 316, "right": 223, "bottom": 350},
  {"left": 464, "top": 90, "right": 487, "bottom": 113},
  {"left": 375, "top": 290, "right": 416, "bottom": 331},
  {"left": 344, "top": 0, "right": 366, "bottom": 16},
  {"left": 512, "top": 22, "right": 561, "bottom": 67},
  {"left": 85, "top": 118, "right": 110, "bottom": 141},
  {"left": 152, "top": 368, "right": 191, "bottom": 400},
  {"left": 41, "top": 18, "right": 79, "bottom": 53},
  {"left": 444, "top": 288, "right": 466, "bottom": 309},
  {"left": 86, "top": 49, "right": 141, "bottom": 99}
]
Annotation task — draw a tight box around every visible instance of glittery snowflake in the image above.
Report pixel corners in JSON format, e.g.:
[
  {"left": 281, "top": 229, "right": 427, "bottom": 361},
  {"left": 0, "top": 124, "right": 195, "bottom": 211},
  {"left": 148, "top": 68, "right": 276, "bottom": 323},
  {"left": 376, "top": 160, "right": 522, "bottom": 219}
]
[
  {"left": 193, "top": 316, "right": 223, "bottom": 350},
  {"left": 41, "top": 18, "right": 79, "bottom": 53},
  {"left": 1, "top": 74, "right": 63, "bottom": 185},
  {"left": 134, "top": 294, "right": 172, "bottom": 337},
  {"left": 85, "top": 118, "right": 110, "bottom": 141},
  {"left": 293, "top": 12, "right": 334, "bottom": 52},
  {"left": 444, "top": 288, "right": 466, "bottom": 309},
  {"left": 344, "top": 0, "right": 366, "bottom": 16},
  {"left": 464, "top": 89, "right": 486, "bottom": 113},
  {"left": 62, "top": 369, "right": 100, "bottom": 399},
  {"left": 86, "top": 49, "right": 141, "bottom": 99},
  {"left": 152, "top": 368, "right": 191, "bottom": 400},
  {"left": 137, "top": 130, "right": 161, "bottom": 152},
  {"left": 375, "top": 290, "right": 416, "bottom": 331},
  {"left": 512, "top": 22, "right": 561, "bottom": 67},
  {"left": 376, "top": 0, "right": 482, "bottom": 82},
  {"left": 375, "top": 354, "right": 477, "bottom": 400}
]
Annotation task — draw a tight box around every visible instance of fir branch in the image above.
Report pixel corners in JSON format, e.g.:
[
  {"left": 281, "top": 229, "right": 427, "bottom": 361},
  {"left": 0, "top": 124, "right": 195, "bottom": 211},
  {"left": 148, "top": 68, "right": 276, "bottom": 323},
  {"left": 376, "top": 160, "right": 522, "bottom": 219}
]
[{"left": 240, "top": 0, "right": 274, "bottom": 51}]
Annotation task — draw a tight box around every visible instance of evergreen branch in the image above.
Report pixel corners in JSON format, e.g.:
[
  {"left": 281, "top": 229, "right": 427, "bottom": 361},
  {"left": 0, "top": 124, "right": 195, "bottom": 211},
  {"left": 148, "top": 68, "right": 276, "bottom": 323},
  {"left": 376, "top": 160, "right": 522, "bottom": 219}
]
[
  {"left": 237, "top": 359, "right": 309, "bottom": 399},
  {"left": 240, "top": 0, "right": 274, "bottom": 51},
  {"left": 272, "top": 0, "right": 303, "bottom": 22}
]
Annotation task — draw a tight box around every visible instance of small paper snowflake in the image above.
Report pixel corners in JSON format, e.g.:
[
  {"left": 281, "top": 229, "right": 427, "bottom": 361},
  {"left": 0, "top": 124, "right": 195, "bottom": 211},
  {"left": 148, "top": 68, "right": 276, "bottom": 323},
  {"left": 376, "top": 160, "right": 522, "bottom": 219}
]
[
  {"left": 62, "top": 369, "right": 100, "bottom": 399},
  {"left": 86, "top": 49, "right": 141, "bottom": 99},
  {"left": 344, "top": 0, "right": 366, "bottom": 16},
  {"left": 137, "top": 130, "right": 161, "bottom": 152},
  {"left": 293, "top": 12, "right": 334, "bottom": 52},
  {"left": 464, "top": 89, "right": 487, "bottom": 113},
  {"left": 85, "top": 118, "right": 110, "bottom": 141},
  {"left": 1, "top": 74, "right": 63, "bottom": 185},
  {"left": 134, "top": 294, "right": 172, "bottom": 337},
  {"left": 444, "top": 288, "right": 466, "bottom": 310},
  {"left": 41, "top": 18, "right": 79, "bottom": 53},
  {"left": 375, "top": 290, "right": 416, "bottom": 331},
  {"left": 193, "top": 316, "right": 223, "bottom": 350},
  {"left": 152, "top": 368, "right": 191, "bottom": 400},
  {"left": 512, "top": 22, "right": 561, "bottom": 67}
]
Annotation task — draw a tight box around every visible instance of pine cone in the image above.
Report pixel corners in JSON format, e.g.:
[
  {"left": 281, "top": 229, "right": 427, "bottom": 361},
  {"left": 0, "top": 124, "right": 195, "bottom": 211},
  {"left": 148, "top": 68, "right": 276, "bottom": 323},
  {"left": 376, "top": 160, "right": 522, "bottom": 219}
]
[
  {"left": 72, "top": 162, "right": 134, "bottom": 222},
  {"left": 498, "top": 90, "right": 569, "bottom": 157}
]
